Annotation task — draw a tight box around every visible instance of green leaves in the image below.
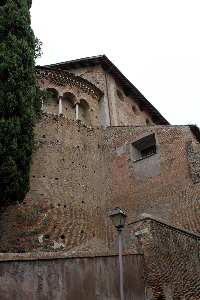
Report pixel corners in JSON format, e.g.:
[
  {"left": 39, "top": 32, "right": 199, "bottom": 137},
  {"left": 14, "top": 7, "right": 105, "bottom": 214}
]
[{"left": 0, "top": 0, "right": 36, "bottom": 211}]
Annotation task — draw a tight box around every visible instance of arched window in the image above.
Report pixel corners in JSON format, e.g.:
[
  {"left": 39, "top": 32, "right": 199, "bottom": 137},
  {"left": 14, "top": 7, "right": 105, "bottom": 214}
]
[
  {"left": 132, "top": 105, "right": 139, "bottom": 116},
  {"left": 44, "top": 88, "right": 59, "bottom": 114},
  {"left": 78, "top": 99, "right": 90, "bottom": 125},
  {"left": 62, "top": 92, "right": 76, "bottom": 119},
  {"left": 146, "top": 118, "right": 152, "bottom": 125}
]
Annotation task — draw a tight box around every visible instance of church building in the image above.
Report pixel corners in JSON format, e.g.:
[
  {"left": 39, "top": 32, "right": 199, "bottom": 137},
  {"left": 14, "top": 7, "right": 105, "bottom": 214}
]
[{"left": 0, "top": 55, "right": 199, "bottom": 300}]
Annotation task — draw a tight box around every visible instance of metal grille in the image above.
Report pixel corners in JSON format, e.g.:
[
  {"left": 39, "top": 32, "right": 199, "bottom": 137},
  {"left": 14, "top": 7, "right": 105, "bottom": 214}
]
[{"left": 141, "top": 145, "right": 156, "bottom": 158}]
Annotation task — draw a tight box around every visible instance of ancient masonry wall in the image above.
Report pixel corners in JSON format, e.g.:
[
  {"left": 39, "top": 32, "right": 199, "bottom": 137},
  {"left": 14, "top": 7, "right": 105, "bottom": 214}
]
[
  {"left": 104, "top": 125, "right": 200, "bottom": 234},
  {"left": 0, "top": 114, "right": 110, "bottom": 253},
  {"left": 0, "top": 115, "right": 199, "bottom": 253},
  {"left": 130, "top": 217, "right": 200, "bottom": 300},
  {"left": 52, "top": 64, "right": 157, "bottom": 127}
]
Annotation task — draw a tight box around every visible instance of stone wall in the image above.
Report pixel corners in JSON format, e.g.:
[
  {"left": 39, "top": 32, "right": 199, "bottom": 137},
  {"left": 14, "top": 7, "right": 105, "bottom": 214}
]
[
  {"left": 130, "top": 216, "right": 200, "bottom": 300},
  {"left": 0, "top": 254, "right": 145, "bottom": 300}
]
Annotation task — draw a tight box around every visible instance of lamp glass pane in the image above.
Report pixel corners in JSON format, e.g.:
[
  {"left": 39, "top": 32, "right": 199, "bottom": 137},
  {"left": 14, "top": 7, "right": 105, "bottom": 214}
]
[
  {"left": 120, "top": 215, "right": 126, "bottom": 227},
  {"left": 111, "top": 213, "right": 121, "bottom": 228}
]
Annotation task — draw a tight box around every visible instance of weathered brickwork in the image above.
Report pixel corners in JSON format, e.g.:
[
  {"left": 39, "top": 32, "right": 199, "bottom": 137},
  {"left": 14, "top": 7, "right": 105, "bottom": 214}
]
[
  {"left": 36, "top": 69, "right": 103, "bottom": 126},
  {"left": 69, "top": 64, "right": 158, "bottom": 127},
  {"left": 103, "top": 125, "right": 200, "bottom": 235},
  {"left": 0, "top": 115, "right": 110, "bottom": 253},
  {"left": 36, "top": 68, "right": 103, "bottom": 100},
  {"left": 130, "top": 217, "right": 200, "bottom": 300},
  {"left": 187, "top": 140, "right": 200, "bottom": 183},
  {"left": 0, "top": 118, "right": 199, "bottom": 253}
]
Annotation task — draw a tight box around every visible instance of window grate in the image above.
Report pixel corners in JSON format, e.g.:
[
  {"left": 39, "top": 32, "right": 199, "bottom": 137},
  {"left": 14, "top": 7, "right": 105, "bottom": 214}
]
[{"left": 141, "top": 145, "right": 156, "bottom": 158}]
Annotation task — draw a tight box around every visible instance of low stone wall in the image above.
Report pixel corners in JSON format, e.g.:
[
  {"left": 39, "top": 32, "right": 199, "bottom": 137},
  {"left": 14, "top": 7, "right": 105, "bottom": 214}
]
[{"left": 0, "top": 254, "right": 145, "bottom": 300}]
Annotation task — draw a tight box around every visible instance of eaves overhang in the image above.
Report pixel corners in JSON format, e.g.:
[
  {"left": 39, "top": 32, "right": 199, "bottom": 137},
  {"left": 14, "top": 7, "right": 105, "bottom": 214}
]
[{"left": 42, "top": 55, "right": 170, "bottom": 125}]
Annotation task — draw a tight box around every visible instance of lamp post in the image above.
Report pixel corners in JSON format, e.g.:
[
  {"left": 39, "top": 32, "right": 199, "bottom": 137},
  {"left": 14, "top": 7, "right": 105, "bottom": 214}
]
[{"left": 110, "top": 207, "right": 127, "bottom": 300}]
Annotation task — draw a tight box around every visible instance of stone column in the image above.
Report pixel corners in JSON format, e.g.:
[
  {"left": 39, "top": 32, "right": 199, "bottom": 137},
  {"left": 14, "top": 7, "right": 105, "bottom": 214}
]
[
  {"left": 75, "top": 100, "right": 80, "bottom": 120},
  {"left": 59, "top": 94, "right": 63, "bottom": 115}
]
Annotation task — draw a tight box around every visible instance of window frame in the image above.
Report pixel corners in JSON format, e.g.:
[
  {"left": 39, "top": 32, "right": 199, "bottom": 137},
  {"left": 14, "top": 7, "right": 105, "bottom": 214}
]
[{"left": 131, "top": 133, "right": 157, "bottom": 162}]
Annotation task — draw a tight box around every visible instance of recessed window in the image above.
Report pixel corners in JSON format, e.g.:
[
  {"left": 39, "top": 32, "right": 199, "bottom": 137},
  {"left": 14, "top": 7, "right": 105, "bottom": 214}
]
[
  {"left": 116, "top": 89, "right": 124, "bottom": 102},
  {"left": 146, "top": 118, "right": 152, "bottom": 125},
  {"left": 131, "top": 133, "right": 157, "bottom": 161},
  {"left": 132, "top": 105, "right": 139, "bottom": 116}
]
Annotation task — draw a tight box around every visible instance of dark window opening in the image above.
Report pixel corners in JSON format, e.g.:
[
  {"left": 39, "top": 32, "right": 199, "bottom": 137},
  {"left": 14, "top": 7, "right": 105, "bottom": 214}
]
[
  {"left": 141, "top": 144, "right": 156, "bottom": 158},
  {"left": 116, "top": 89, "right": 124, "bottom": 102},
  {"left": 156, "top": 296, "right": 164, "bottom": 300}
]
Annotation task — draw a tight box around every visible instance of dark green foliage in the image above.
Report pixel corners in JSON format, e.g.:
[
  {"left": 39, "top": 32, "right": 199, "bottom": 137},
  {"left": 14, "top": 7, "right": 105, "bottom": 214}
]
[{"left": 0, "top": 0, "right": 36, "bottom": 211}]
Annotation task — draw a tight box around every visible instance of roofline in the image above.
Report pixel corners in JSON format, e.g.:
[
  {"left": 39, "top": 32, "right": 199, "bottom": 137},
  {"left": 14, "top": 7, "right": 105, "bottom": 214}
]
[{"left": 42, "top": 55, "right": 170, "bottom": 125}]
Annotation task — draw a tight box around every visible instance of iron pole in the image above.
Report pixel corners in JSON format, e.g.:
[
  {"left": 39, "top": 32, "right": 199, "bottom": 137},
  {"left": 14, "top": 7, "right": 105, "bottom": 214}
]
[{"left": 118, "top": 229, "right": 124, "bottom": 300}]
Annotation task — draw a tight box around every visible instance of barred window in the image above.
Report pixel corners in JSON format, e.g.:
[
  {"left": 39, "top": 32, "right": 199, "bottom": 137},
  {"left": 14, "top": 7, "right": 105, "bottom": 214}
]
[
  {"left": 141, "top": 144, "right": 157, "bottom": 158},
  {"left": 131, "top": 133, "right": 157, "bottom": 161}
]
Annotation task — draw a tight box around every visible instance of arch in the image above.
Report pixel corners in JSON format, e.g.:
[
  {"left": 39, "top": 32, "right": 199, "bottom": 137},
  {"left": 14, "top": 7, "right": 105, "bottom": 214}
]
[
  {"left": 46, "top": 88, "right": 59, "bottom": 99},
  {"left": 62, "top": 92, "right": 76, "bottom": 119},
  {"left": 78, "top": 99, "right": 90, "bottom": 125},
  {"left": 43, "top": 88, "right": 59, "bottom": 114},
  {"left": 116, "top": 89, "right": 124, "bottom": 102},
  {"left": 146, "top": 118, "right": 152, "bottom": 126}
]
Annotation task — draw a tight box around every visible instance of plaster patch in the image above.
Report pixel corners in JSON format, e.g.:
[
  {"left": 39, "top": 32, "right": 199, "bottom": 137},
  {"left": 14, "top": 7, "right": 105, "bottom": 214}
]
[
  {"left": 135, "top": 228, "right": 148, "bottom": 236},
  {"left": 53, "top": 241, "right": 65, "bottom": 249},
  {"left": 38, "top": 235, "right": 43, "bottom": 243},
  {"left": 116, "top": 142, "right": 128, "bottom": 156}
]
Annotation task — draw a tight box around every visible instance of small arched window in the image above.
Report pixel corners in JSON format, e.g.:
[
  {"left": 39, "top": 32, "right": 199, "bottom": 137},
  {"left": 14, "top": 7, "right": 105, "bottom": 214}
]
[
  {"left": 43, "top": 88, "right": 59, "bottom": 114},
  {"left": 62, "top": 92, "right": 76, "bottom": 118},
  {"left": 78, "top": 99, "right": 90, "bottom": 125}
]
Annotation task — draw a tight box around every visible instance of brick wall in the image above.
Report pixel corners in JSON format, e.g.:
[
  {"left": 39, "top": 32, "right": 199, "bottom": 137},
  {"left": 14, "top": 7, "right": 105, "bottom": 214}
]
[
  {"left": 0, "top": 115, "right": 199, "bottom": 254},
  {"left": 103, "top": 125, "right": 200, "bottom": 234},
  {"left": 130, "top": 217, "right": 200, "bottom": 300},
  {"left": 0, "top": 114, "right": 109, "bottom": 253},
  {"left": 36, "top": 65, "right": 157, "bottom": 128}
]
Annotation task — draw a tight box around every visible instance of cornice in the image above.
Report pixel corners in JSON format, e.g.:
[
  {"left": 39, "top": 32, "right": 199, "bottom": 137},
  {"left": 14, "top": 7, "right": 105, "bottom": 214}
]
[{"left": 36, "top": 67, "right": 104, "bottom": 101}]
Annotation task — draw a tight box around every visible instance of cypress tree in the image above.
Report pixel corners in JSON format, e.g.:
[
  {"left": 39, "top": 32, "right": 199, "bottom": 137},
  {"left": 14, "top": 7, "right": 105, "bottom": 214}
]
[{"left": 0, "top": 0, "right": 36, "bottom": 211}]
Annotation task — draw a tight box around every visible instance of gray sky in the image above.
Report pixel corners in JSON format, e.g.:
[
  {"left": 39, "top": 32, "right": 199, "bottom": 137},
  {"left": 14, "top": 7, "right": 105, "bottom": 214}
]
[{"left": 31, "top": 0, "right": 200, "bottom": 127}]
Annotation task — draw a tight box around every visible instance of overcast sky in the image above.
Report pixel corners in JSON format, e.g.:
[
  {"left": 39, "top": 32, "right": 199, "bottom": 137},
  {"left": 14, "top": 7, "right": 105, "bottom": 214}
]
[{"left": 31, "top": 0, "right": 200, "bottom": 127}]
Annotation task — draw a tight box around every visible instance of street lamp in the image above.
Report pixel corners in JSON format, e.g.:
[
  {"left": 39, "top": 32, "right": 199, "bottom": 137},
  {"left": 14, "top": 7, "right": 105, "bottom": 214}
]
[{"left": 110, "top": 207, "right": 127, "bottom": 300}]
